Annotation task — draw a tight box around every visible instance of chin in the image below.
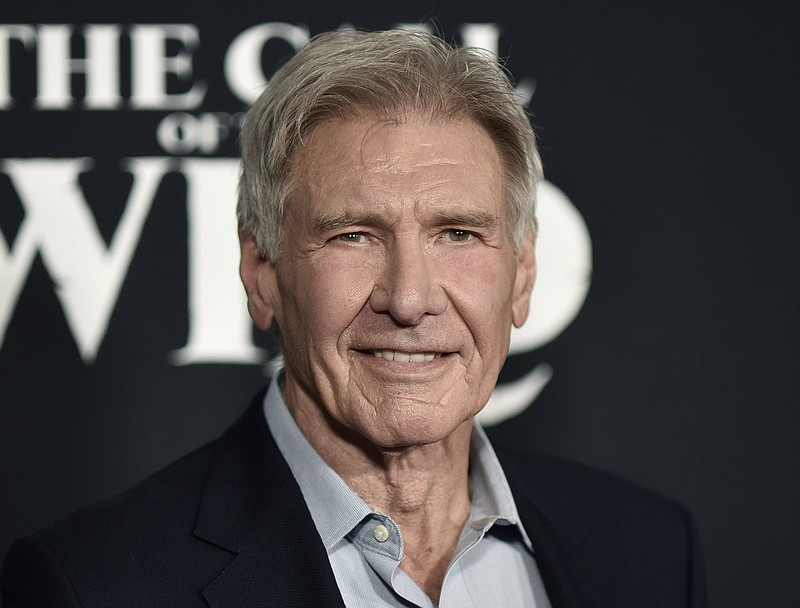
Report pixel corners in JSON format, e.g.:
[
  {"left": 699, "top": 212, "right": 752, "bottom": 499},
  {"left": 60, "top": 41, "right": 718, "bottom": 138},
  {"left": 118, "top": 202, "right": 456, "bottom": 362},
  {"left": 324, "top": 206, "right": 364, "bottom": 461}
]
[{"left": 358, "top": 407, "right": 475, "bottom": 451}]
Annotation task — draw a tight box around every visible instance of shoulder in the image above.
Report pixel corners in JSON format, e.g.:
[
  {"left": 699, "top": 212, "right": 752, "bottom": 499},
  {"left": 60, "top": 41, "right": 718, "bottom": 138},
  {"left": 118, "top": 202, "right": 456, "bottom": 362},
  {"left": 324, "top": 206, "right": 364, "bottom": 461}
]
[
  {"left": 491, "top": 443, "right": 699, "bottom": 554},
  {"left": 36, "top": 441, "right": 214, "bottom": 551},
  {"left": 1, "top": 394, "right": 274, "bottom": 605},
  {"left": 13, "top": 391, "right": 272, "bottom": 563},
  {"left": 494, "top": 444, "right": 690, "bottom": 527},
  {"left": 2, "top": 443, "right": 221, "bottom": 604},
  {"left": 492, "top": 445, "right": 707, "bottom": 606}
]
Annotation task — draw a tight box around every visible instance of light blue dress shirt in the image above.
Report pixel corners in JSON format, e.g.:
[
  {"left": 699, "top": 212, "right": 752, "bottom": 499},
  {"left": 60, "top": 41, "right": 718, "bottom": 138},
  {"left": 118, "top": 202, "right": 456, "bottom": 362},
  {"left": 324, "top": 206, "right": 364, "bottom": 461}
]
[{"left": 263, "top": 378, "right": 552, "bottom": 608}]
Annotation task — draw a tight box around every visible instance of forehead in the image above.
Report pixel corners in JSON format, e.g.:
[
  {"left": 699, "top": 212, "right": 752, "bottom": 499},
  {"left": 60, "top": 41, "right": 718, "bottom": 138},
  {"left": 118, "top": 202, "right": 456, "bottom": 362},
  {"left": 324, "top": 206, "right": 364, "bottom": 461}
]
[{"left": 288, "top": 116, "right": 506, "bottom": 218}]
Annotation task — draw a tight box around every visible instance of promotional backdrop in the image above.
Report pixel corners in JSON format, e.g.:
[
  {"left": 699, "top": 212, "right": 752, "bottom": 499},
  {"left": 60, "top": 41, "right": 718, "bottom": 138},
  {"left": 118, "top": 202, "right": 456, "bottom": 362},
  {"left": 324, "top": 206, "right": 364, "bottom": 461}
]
[{"left": 1, "top": 2, "right": 798, "bottom": 606}]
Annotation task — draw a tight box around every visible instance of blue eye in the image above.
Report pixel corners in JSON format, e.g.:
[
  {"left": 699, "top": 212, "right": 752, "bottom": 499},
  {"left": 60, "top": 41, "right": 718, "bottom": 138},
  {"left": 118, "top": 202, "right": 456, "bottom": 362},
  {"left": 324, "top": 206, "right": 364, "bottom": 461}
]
[
  {"left": 445, "top": 229, "right": 473, "bottom": 242},
  {"left": 337, "top": 232, "right": 366, "bottom": 243}
]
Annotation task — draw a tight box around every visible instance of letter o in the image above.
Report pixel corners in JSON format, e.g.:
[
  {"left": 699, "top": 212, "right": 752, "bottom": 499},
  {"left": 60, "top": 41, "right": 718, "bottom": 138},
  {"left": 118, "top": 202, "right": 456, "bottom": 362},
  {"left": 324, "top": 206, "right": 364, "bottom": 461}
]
[{"left": 156, "top": 112, "right": 200, "bottom": 154}]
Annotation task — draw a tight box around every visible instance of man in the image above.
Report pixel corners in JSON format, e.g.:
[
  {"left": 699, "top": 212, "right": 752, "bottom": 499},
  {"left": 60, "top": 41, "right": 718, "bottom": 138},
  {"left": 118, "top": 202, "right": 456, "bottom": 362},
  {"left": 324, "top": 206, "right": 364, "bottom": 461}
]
[{"left": 2, "top": 30, "right": 706, "bottom": 607}]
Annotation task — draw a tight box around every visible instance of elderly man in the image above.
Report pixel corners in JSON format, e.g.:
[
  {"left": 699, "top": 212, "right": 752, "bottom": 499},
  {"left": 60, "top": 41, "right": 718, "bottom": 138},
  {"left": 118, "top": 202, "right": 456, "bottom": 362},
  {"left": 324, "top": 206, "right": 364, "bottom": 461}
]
[{"left": 2, "top": 30, "right": 705, "bottom": 607}]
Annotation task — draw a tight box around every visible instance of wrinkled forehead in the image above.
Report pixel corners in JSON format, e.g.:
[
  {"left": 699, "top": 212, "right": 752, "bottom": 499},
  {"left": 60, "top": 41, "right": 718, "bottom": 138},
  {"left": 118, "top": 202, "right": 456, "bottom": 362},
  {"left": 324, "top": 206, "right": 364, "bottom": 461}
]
[
  {"left": 281, "top": 116, "right": 514, "bottom": 239},
  {"left": 297, "top": 114, "right": 500, "bottom": 180},
  {"left": 283, "top": 116, "right": 519, "bottom": 247},
  {"left": 288, "top": 113, "right": 507, "bottom": 192}
]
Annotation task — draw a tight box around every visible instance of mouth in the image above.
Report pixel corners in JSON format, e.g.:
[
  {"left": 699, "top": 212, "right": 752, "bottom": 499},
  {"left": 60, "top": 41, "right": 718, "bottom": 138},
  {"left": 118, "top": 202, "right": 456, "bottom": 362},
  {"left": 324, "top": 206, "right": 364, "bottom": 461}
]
[{"left": 370, "top": 349, "right": 444, "bottom": 362}]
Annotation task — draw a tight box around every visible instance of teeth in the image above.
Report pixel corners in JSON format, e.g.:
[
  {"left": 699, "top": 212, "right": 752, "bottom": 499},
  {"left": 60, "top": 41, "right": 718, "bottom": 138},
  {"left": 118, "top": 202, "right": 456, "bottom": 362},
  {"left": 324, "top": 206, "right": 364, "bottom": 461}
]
[{"left": 372, "top": 350, "right": 439, "bottom": 362}]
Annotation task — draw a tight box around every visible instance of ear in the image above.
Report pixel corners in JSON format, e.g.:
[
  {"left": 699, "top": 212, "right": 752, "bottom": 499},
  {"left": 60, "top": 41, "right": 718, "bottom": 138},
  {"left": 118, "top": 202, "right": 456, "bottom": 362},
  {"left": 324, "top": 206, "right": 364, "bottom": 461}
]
[
  {"left": 511, "top": 229, "right": 537, "bottom": 328},
  {"left": 239, "top": 230, "right": 278, "bottom": 331}
]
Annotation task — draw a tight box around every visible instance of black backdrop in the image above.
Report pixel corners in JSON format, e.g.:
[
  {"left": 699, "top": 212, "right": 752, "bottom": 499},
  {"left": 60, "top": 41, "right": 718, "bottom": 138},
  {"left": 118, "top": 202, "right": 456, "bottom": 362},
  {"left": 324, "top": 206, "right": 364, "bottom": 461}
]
[{"left": 1, "top": 2, "right": 798, "bottom": 606}]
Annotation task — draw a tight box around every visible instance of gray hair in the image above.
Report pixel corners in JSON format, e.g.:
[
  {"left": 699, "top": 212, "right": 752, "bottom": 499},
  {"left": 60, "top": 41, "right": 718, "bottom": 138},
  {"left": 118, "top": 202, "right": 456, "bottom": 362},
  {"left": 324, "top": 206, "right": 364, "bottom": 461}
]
[{"left": 238, "top": 29, "right": 542, "bottom": 260}]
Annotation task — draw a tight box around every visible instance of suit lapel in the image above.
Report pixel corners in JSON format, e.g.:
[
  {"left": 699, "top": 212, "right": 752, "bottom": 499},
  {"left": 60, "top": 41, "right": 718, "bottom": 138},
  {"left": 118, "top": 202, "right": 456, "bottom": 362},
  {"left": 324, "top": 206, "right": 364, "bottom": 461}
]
[
  {"left": 193, "top": 393, "right": 345, "bottom": 607},
  {"left": 514, "top": 492, "right": 613, "bottom": 608},
  {"left": 201, "top": 486, "right": 345, "bottom": 608},
  {"left": 498, "top": 450, "right": 615, "bottom": 608}
]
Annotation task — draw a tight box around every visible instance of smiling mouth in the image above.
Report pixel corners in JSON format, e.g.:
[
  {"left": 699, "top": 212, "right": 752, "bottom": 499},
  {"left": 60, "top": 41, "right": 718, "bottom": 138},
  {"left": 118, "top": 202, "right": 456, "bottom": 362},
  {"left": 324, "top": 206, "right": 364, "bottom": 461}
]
[{"left": 371, "top": 350, "right": 443, "bottom": 362}]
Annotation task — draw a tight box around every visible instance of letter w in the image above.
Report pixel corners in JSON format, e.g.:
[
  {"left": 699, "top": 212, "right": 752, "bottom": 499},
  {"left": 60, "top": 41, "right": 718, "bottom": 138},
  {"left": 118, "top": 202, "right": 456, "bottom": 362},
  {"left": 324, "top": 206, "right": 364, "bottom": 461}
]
[{"left": 0, "top": 158, "right": 171, "bottom": 361}]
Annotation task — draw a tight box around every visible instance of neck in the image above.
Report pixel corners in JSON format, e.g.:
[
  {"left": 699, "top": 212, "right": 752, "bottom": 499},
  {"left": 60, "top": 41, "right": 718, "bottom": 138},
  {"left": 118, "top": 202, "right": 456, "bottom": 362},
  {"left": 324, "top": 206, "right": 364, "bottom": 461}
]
[
  {"left": 284, "top": 383, "right": 474, "bottom": 604},
  {"left": 356, "top": 434, "right": 473, "bottom": 605}
]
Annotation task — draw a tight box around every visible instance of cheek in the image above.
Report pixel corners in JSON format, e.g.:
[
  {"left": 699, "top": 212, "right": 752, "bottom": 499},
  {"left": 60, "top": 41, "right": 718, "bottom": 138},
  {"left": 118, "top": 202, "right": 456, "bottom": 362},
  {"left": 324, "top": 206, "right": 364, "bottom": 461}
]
[
  {"left": 444, "top": 251, "right": 517, "bottom": 322},
  {"left": 283, "top": 257, "right": 378, "bottom": 343}
]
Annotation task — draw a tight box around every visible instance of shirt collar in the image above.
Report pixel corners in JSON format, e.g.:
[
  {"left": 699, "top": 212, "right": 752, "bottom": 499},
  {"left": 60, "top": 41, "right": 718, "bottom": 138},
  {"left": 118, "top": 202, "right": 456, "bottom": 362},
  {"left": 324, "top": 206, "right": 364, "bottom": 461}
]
[
  {"left": 263, "top": 377, "right": 371, "bottom": 550},
  {"left": 468, "top": 421, "right": 534, "bottom": 551},
  {"left": 263, "top": 375, "right": 533, "bottom": 553}
]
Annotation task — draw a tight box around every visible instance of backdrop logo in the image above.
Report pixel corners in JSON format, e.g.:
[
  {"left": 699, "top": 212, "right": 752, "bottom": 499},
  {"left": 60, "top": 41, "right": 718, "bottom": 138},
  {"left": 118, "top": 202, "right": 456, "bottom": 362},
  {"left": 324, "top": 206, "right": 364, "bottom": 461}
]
[
  {"left": 0, "top": 22, "right": 591, "bottom": 423},
  {"left": 0, "top": 23, "right": 534, "bottom": 154},
  {"left": 480, "top": 181, "right": 592, "bottom": 424}
]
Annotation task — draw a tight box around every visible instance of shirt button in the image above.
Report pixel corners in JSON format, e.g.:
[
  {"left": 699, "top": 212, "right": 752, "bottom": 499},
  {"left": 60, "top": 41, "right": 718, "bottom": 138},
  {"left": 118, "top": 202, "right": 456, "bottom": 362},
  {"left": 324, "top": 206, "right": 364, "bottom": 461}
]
[{"left": 373, "top": 524, "right": 390, "bottom": 542}]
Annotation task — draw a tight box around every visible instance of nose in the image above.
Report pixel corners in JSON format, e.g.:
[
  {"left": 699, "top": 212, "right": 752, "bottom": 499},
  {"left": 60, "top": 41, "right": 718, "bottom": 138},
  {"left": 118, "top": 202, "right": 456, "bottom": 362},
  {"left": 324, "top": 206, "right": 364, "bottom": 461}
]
[{"left": 369, "top": 240, "right": 447, "bottom": 325}]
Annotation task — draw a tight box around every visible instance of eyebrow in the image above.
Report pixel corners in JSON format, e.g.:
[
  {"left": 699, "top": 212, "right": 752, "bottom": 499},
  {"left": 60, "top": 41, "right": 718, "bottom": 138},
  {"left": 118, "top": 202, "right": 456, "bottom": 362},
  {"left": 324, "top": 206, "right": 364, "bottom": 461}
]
[
  {"left": 310, "top": 208, "right": 500, "bottom": 234},
  {"left": 429, "top": 210, "right": 499, "bottom": 230},
  {"left": 311, "top": 211, "right": 393, "bottom": 234}
]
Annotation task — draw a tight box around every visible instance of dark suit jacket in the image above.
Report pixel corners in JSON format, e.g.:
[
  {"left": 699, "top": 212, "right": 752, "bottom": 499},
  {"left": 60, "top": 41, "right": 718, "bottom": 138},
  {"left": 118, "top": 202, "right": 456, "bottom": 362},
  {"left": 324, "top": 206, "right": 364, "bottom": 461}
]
[{"left": 2, "top": 393, "right": 706, "bottom": 607}]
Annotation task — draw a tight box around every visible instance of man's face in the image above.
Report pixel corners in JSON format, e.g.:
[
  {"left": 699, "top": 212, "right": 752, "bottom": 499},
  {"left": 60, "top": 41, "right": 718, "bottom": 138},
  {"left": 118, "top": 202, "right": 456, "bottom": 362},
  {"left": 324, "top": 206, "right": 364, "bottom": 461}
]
[{"left": 242, "top": 115, "right": 535, "bottom": 450}]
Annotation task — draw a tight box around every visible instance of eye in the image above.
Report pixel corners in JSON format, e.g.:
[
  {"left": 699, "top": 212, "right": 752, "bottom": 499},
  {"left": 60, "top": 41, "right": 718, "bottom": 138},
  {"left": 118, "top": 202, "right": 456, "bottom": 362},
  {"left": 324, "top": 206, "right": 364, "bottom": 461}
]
[
  {"left": 443, "top": 229, "right": 474, "bottom": 243},
  {"left": 335, "top": 232, "right": 367, "bottom": 243}
]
